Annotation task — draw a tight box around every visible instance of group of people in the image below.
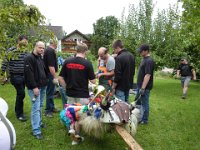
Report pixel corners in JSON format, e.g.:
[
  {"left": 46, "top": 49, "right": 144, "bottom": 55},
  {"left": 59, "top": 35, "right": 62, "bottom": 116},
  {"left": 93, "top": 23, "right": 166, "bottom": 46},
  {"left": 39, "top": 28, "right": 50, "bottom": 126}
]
[
  {"left": 57, "top": 39, "right": 155, "bottom": 145},
  {"left": 0, "top": 36, "right": 155, "bottom": 141},
  {"left": 96, "top": 41, "right": 155, "bottom": 125},
  {"left": 1, "top": 35, "right": 196, "bottom": 143},
  {"left": 1, "top": 36, "right": 60, "bottom": 140}
]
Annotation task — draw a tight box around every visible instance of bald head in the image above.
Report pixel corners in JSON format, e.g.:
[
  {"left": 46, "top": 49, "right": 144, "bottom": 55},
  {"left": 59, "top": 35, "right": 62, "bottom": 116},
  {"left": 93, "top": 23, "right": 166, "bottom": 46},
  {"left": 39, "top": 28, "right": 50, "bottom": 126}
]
[
  {"left": 98, "top": 47, "right": 107, "bottom": 54},
  {"left": 98, "top": 47, "right": 108, "bottom": 60},
  {"left": 35, "top": 41, "right": 45, "bottom": 47},
  {"left": 34, "top": 41, "right": 45, "bottom": 55}
]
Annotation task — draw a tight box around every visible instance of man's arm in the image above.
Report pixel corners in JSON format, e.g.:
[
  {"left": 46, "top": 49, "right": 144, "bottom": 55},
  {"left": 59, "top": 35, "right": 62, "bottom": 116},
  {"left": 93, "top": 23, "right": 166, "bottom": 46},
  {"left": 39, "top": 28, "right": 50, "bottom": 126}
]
[
  {"left": 97, "top": 70, "right": 114, "bottom": 78},
  {"left": 113, "top": 58, "right": 122, "bottom": 84},
  {"left": 141, "top": 74, "right": 151, "bottom": 89},
  {"left": 24, "top": 56, "right": 37, "bottom": 89},
  {"left": 58, "top": 76, "right": 66, "bottom": 87},
  {"left": 192, "top": 69, "right": 196, "bottom": 80},
  {"left": 49, "top": 66, "right": 57, "bottom": 78},
  {"left": 90, "top": 79, "right": 96, "bottom": 84},
  {"left": 176, "top": 70, "right": 180, "bottom": 78}
]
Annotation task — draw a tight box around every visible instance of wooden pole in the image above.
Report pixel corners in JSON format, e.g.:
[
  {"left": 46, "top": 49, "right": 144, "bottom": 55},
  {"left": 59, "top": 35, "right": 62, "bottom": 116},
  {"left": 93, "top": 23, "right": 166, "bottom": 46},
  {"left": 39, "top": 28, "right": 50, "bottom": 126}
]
[{"left": 115, "top": 125, "right": 143, "bottom": 150}]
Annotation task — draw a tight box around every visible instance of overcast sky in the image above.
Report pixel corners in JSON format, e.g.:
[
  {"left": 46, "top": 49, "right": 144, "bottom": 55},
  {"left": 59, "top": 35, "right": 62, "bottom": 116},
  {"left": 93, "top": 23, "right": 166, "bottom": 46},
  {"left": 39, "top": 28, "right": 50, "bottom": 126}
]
[{"left": 23, "top": 0, "right": 178, "bottom": 34}]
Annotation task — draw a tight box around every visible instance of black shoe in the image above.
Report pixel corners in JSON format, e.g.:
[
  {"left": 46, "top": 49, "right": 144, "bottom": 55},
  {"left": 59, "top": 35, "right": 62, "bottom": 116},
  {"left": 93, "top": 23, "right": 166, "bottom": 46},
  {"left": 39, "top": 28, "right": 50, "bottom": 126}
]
[
  {"left": 40, "top": 124, "right": 46, "bottom": 128},
  {"left": 182, "top": 95, "right": 186, "bottom": 99},
  {"left": 17, "top": 116, "right": 27, "bottom": 122},
  {"left": 34, "top": 134, "right": 44, "bottom": 140},
  {"left": 45, "top": 112, "right": 53, "bottom": 118},
  {"left": 139, "top": 121, "right": 148, "bottom": 125},
  {"left": 52, "top": 108, "right": 60, "bottom": 113}
]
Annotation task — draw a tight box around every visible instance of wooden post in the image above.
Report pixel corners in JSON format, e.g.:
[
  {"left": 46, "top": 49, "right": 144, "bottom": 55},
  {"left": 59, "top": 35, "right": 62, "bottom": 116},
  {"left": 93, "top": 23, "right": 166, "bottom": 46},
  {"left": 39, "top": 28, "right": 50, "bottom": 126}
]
[{"left": 115, "top": 125, "right": 143, "bottom": 150}]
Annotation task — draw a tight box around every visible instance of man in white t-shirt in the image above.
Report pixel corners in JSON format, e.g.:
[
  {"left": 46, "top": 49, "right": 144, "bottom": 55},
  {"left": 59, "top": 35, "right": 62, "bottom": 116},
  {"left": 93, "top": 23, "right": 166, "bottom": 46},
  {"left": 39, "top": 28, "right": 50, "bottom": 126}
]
[{"left": 97, "top": 47, "right": 115, "bottom": 92}]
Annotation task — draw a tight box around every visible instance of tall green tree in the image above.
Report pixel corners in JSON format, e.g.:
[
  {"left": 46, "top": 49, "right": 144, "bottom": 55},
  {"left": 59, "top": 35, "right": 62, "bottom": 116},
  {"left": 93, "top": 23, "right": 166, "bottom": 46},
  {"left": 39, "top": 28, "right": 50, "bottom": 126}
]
[
  {"left": 0, "top": 0, "right": 53, "bottom": 60},
  {"left": 151, "top": 5, "right": 182, "bottom": 68},
  {"left": 91, "top": 16, "right": 120, "bottom": 57},
  {"left": 118, "top": 0, "right": 182, "bottom": 69},
  {"left": 118, "top": 0, "right": 154, "bottom": 66},
  {"left": 180, "top": 0, "right": 200, "bottom": 75}
]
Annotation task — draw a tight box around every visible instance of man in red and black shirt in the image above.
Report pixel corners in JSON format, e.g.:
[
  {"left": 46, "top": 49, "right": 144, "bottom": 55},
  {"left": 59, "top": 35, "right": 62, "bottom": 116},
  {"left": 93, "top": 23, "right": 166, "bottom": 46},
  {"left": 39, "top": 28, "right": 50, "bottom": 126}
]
[
  {"left": 59, "top": 42, "right": 95, "bottom": 145},
  {"left": 59, "top": 43, "right": 96, "bottom": 102}
]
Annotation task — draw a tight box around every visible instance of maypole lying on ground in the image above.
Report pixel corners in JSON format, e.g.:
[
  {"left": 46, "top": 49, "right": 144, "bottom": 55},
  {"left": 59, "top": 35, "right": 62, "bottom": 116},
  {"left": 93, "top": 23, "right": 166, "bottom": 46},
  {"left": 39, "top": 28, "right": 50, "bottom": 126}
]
[
  {"left": 115, "top": 125, "right": 143, "bottom": 150},
  {"left": 60, "top": 85, "right": 143, "bottom": 149}
]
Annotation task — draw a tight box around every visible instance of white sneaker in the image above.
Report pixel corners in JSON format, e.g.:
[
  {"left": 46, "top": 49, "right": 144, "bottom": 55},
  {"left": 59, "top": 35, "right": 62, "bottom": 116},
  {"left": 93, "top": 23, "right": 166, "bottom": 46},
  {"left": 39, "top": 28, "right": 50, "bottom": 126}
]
[
  {"left": 68, "top": 129, "right": 75, "bottom": 135},
  {"left": 71, "top": 136, "right": 84, "bottom": 145},
  {"left": 72, "top": 140, "right": 78, "bottom": 145}
]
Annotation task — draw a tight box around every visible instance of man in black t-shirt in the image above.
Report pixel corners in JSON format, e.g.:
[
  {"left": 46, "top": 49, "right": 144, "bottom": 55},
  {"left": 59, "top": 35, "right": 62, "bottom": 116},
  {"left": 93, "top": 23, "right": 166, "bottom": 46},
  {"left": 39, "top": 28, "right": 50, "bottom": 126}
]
[
  {"left": 177, "top": 58, "right": 196, "bottom": 99},
  {"left": 136, "top": 44, "right": 154, "bottom": 125},
  {"left": 43, "top": 40, "right": 59, "bottom": 117},
  {"left": 59, "top": 42, "right": 96, "bottom": 145}
]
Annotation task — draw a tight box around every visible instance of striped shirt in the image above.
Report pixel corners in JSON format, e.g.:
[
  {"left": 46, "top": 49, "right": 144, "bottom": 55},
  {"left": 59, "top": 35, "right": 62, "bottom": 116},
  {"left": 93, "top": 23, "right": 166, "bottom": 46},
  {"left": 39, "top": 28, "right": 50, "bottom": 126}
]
[{"left": 1, "top": 46, "right": 29, "bottom": 75}]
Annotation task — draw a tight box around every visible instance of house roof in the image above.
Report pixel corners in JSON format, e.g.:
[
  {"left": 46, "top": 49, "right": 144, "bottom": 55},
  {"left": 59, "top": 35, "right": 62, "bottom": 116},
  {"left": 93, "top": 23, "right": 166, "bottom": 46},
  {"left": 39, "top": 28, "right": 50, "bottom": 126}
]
[
  {"left": 45, "top": 26, "right": 64, "bottom": 40},
  {"left": 29, "top": 25, "right": 64, "bottom": 40},
  {"left": 62, "top": 30, "right": 90, "bottom": 41}
]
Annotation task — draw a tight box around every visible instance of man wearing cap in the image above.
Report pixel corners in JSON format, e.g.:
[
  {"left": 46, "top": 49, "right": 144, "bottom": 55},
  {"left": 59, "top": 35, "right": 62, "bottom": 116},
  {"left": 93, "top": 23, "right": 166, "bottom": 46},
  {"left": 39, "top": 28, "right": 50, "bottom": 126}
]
[
  {"left": 136, "top": 44, "right": 155, "bottom": 125},
  {"left": 177, "top": 58, "right": 196, "bottom": 99},
  {"left": 112, "top": 39, "right": 135, "bottom": 103}
]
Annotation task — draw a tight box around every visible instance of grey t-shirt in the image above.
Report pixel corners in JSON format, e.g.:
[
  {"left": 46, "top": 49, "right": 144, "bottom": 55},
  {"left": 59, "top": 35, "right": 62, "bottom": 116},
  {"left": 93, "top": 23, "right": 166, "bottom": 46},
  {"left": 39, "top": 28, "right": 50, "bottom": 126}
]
[{"left": 99, "top": 55, "right": 115, "bottom": 71}]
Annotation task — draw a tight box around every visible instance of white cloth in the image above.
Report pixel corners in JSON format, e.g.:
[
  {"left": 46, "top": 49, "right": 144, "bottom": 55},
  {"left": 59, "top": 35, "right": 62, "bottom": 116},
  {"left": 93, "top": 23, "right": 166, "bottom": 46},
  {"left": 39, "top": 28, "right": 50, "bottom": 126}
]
[
  {"left": 0, "top": 97, "right": 16, "bottom": 150},
  {"left": 0, "top": 97, "right": 8, "bottom": 117}
]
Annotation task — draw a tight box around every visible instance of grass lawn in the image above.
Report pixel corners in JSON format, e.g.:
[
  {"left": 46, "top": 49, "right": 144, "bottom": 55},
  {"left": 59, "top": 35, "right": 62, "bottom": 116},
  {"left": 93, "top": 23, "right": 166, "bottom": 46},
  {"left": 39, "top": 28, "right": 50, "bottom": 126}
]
[{"left": 0, "top": 78, "right": 200, "bottom": 150}]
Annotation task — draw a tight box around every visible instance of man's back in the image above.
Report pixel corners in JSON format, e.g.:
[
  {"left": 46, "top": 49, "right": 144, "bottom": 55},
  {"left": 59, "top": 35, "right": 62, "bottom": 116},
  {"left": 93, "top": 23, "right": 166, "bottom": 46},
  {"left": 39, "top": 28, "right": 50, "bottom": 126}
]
[
  {"left": 114, "top": 49, "right": 135, "bottom": 91},
  {"left": 43, "top": 47, "right": 58, "bottom": 74},
  {"left": 1, "top": 47, "right": 28, "bottom": 75},
  {"left": 59, "top": 56, "right": 95, "bottom": 98},
  {"left": 137, "top": 56, "right": 154, "bottom": 90}
]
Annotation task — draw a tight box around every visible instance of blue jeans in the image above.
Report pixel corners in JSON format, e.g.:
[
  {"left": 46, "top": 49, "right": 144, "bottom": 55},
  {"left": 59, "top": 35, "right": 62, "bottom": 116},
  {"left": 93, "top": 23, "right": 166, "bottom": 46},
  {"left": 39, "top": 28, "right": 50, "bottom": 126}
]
[
  {"left": 28, "top": 86, "right": 46, "bottom": 135},
  {"left": 115, "top": 89, "right": 130, "bottom": 103},
  {"left": 181, "top": 76, "right": 191, "bottom": 87},
  {"left": 136, "top": 89, "right": 150, "bottom": 123},
  {"left": 10, "top": 75, "right": 25, "bottom": 118},
  {"left": 45, "top": 74, "right": 55, "bottom": 114},
  {"left": 58, "top": 86, "right": 67, "bottom": 108}
]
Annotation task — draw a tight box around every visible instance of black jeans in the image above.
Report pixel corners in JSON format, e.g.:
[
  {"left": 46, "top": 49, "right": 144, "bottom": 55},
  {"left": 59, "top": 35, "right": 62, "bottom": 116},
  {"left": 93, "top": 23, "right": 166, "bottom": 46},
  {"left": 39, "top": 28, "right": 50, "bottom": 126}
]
[
  {"left": 10, "top": 75, "right": 25, "bottom": 118},
  {"left": 45, "top": 74, "right": 55, "bottom": 114}
]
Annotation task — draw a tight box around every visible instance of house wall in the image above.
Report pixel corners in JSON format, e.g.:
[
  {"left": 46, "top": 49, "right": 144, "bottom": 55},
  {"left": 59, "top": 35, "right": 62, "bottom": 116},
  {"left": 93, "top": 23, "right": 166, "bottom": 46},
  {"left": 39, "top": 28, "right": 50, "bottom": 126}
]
[
  {"left": 57, "top": 40, "right": 62, "bottom": 51},
  {"left": 65, "top": 33, "right": 87, "bottom": 42}
]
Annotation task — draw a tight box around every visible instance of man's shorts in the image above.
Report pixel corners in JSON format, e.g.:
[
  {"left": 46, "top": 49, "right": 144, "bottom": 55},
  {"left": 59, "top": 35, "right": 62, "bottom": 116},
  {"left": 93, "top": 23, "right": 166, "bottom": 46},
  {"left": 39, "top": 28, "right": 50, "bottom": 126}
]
[
  {"left": 181, "top": 76, "right": 191, "bottom": 87},
  {"left": 67, "top": 97, "right": 89, "bottom": 105}
]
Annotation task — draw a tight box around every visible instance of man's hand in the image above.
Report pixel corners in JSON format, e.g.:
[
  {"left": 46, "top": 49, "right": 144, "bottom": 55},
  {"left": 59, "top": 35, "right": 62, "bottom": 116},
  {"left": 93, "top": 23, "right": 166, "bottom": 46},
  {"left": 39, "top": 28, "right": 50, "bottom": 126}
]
[
  {"left": 139, "top": 88, "right": 145, "bottom": 95},
  {"left": 33, "top": 87, "right": 39, "bottom": 97},
  {"left": 96, "top": 73, "right": 103, "bottom": 79},
  {"left": 53, "top": 78, "right": 59, "bottom": 86},
  {"left": 176, "top": 74, "right": 180, "bottom": 79},
  {"left": 111, "top": 88, "right": 115, "bottom": 96}
]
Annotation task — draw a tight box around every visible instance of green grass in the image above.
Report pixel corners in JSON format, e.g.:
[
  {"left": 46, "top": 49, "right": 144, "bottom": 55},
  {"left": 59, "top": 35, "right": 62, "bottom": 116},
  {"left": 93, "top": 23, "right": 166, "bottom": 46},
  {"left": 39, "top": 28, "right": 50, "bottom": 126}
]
[{"left": 0, "top": 78, "right": 200, "bottom": 150}]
